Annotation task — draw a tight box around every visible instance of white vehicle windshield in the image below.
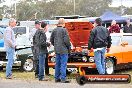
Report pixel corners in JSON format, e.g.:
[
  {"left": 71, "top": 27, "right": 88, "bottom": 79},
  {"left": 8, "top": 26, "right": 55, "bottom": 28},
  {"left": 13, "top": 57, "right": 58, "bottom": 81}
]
[
  {"left": 13, "top": 27, "right": 26, "bottom": 34},
  {"left": 111, "top": 36, "right": 121, "bottom": 46}
]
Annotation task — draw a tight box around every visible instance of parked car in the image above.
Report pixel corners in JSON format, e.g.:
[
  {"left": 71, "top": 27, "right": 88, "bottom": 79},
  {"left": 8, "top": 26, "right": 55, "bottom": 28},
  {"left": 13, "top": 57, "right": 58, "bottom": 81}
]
[
  {"left": 48, "top": 22, "right": 132, "bottom": 75},
  {"left": 88, "top": 33, "right": 132, "bottom": 74},
  {"left": 0, "top": 26, "right": 33, "bottom": 72},
  {"left": 48, "top": 21, "right": 94, "bottom": 74}
]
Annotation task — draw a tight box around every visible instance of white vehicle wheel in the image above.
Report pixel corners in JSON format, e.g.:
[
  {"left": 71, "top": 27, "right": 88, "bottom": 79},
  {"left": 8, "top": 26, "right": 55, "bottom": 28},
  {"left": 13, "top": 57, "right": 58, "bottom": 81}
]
[
  {"left": 23, "top": 58, "right": 34, "bottom": 72},
  {"left": 105, "top": 58, "right": 115, "bottom": 74}
]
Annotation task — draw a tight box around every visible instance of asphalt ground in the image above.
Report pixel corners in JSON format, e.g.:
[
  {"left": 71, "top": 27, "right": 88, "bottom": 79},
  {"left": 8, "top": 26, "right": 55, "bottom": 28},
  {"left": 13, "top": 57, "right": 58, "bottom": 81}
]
[
  {"left": 0, "top": 78, "right": 132, "bottom": 88},
  {"left": 0, "top": 68, "right": 132, "bottom": 88}
]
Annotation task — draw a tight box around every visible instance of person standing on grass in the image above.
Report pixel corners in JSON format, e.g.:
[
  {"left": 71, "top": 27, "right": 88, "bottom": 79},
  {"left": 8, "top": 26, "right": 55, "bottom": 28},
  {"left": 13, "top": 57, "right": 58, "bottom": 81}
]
[
  {"left": 30, "top": 20, "right": 40, "bottom": 78},
  {"left": 88, "top": 18, "right": 112, "bottom": 74},
  {"left": 4, "top": 18, "right": 16, "bottom": 79},
  {"left": 34, "top": 21, "right": 50, "bottom": 81},
  {"left": 44, "top": 24, "right": 51, "bottom": 76},
  {"left": 50, "top": 18, "right": 71, "bottom": 83}
]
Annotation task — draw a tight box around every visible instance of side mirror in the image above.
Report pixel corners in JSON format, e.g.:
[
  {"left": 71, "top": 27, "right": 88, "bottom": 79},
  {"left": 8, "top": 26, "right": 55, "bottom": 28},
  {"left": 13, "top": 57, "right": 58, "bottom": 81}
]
[{"left": 121, "top": 42, "right": 128, "bottom": 47}]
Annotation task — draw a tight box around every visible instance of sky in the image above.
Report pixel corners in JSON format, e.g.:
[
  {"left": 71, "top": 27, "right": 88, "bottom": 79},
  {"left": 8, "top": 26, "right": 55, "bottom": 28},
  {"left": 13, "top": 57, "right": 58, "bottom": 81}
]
[
  {"left": 110, "top": 0, "right": 132, "bottom": 7},
  {"left": 0, "top": 0, "right": 132, "bottom": 7},
  {"left": 0, "top": 0, "right": 18, "bottom": 7}
]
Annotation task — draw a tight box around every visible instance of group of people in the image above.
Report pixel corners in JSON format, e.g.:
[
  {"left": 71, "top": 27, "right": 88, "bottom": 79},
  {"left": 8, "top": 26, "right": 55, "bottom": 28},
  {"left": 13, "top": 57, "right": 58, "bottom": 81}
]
[
  {"left": 88, "top": 18, "right": 132, "bottom": 75},
  {"left": 3, "top": 17, "right": 132, "bottom": 83},
  {"left": 4, "top": 18, "right": 71, "bottom": 83},
  {"left": 108, "top": 18, "right": 132, "bottom": 33},
  {"left": 31, "top": 18, "right": 71, "bottom": 82}
]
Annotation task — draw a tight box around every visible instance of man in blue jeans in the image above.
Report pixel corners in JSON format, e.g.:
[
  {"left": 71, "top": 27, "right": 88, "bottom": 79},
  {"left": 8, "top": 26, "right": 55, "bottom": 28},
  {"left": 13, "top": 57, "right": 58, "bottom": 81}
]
[
  {"left": 88, "top": 18, "right": 111, "bottom": 74},
  {"left": 4, "top": 18, "right": 16, "bottom": 79},
  {"left": 50, "top": 18, "right": 71, "bottom": 83},
  {"left": 34, "top": 21, "right": 50, "bottom": 81}
]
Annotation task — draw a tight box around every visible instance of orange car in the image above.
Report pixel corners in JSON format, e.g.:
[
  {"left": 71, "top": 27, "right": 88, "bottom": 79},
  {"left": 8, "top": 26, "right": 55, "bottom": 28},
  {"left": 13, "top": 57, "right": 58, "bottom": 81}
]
[
  {"left": 48, "top": 21, "right": 132, "bottom": 75},
  {"left": 48, "top": 21, "right": 94, "bottom": 74},
  {"left": 88, "top": 33, "right": 132, "bottom": 74}
]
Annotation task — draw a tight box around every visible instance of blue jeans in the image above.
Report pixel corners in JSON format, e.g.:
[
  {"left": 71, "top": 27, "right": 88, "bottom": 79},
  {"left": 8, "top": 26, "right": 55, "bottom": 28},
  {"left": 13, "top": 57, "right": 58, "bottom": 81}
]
[
  {"left": 38, "top": 53, "right": 46, "bottom": 80},
  {"left": 6, "top": 47, "right": 15, "bottom": 77},
  {"left": 94, "top": 48, "right": 106, "bottom": 74},
  {"left": 55, "top": 54, "right": 68, "bottom": 81}
]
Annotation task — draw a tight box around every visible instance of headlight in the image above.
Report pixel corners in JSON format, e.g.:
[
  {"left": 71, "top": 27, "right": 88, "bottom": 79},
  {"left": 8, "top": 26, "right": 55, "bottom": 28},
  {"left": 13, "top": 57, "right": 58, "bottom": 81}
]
[
  {"left": 82, "top": 49, "right": 88, "bottom": 55},
  {"left": 50, "top": 52, "right": 55, "bottom": 56},
  {"left": 50, "top": 56, "right": 56, "bottom": 63},
  {"left": 82, "top": 56, "right": 87, "bottom": 62},
  {"left": 89, "top": 57, "right": 94, "bottom": 62}
]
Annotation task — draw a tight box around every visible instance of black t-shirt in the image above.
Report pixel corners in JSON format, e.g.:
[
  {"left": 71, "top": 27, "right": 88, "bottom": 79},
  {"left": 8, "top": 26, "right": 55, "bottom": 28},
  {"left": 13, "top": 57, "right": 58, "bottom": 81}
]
[{"left": 123, "top": 24, "right": 132, "bottom": 33}]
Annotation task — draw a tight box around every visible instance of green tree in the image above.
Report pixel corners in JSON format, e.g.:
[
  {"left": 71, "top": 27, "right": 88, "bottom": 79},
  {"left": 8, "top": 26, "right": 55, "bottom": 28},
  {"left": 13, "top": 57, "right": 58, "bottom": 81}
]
[{"left": 16, "top": 0, "right": 113, "bottom": 20}]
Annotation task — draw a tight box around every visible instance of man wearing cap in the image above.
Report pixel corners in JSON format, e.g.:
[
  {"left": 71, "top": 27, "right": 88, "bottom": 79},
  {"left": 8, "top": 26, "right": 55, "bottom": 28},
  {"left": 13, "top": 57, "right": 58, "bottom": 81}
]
[
  {"left": 29, "top": 20, "right": 40, "bottom": 78},
  {"left": 34, "top": 21, "right": 50, "bottom": 81}
]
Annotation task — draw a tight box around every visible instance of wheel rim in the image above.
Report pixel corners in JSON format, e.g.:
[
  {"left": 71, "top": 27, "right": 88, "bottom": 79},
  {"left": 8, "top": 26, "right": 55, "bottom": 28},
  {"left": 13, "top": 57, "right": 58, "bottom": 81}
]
[
  {"left": 23, "top": 59, "right": 33, "bottom": 71},
  {"left": 106, "top": 60, "right": 114, "bottom": 74}
]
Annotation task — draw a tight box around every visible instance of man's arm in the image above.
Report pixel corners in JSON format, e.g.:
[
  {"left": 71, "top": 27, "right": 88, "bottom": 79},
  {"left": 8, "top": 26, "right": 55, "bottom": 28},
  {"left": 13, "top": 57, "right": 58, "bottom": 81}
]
[
  {"left": 106, "top": 30, "right": 112, "bottom": 53},
  {"left": 107, "top": 31, "right": 112, "bottom": 49},
  {"left": 63, "top": 29, "right": 71, "bottom": 48},
  {"left": 88, "top": 30, "right": 95, "bottom": 50}
]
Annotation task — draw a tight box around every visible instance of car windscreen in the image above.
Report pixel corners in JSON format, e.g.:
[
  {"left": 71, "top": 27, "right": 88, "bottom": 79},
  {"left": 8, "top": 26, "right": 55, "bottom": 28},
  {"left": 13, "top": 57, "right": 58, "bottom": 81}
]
[
  {"left": 13, "top": 27, "right": 26, "bottom": 34},
  {"left": 111, "top": 36, "right": 121, "bottom": 46}
]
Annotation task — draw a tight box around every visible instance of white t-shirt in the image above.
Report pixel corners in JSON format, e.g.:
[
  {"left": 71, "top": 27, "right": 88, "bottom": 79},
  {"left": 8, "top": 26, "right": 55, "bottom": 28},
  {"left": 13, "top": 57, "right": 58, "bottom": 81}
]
[
  {"left": 45, "top": 31, "right": 51, "bottom": 42},
  {"left": 94, "top": 47, "right": 105, "bottom": 52}
]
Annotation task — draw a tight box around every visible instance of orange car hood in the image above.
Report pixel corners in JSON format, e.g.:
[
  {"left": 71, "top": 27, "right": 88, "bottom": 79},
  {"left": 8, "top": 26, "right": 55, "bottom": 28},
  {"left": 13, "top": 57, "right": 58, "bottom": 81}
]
[{"left": 65, "top": 22, "right": 94, "bottom": 47}]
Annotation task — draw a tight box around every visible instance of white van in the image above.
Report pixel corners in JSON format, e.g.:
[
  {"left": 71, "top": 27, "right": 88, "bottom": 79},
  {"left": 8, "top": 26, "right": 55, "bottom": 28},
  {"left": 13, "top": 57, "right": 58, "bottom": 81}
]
[{"left": 13, "top": 26, "right": 31, "bottom": 49}]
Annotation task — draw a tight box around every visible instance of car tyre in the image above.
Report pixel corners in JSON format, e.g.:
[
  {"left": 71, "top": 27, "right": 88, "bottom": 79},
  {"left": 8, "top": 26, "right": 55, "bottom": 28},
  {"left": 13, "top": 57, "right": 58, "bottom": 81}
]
[
  {"left": 105, "top": 58, "right": 115, "bottom": 74},
  {"left": 22, "top": 58, "right": 34, "bottom": 72},
  {"left": 76, "top": 76, "right": 87, "bottom": 85}
]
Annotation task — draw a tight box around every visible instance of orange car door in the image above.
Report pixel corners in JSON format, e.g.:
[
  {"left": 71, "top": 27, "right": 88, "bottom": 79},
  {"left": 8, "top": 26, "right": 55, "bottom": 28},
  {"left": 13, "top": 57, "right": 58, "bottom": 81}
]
[
  {"left": 110, "top": 35, "right": 123, "bottom": 64},
  {"left": 121, "top": 35, "right": 132, "bottom": 63}
]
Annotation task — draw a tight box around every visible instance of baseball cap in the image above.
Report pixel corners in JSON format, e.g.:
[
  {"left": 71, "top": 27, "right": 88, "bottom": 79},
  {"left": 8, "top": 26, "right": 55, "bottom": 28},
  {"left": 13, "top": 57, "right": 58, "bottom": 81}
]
[{"left": 35, "top": 20, "right": 40, "bottom": 24}]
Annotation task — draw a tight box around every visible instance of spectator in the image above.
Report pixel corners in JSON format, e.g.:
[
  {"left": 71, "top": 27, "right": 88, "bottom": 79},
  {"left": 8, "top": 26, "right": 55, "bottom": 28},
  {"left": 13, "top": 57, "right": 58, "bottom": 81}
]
[
  {"left": 4, "top": 18, "right": 16, "bottom": 79},
  {"left": 34, "top": 21, "right": 50, "bottom": 81},
  {"left": 44, "top": 25, "right": 51, "bottom": 76},
  {"left": 108, "top": 20, "right": 120, "bottom": 33},
  {"left": 123, "top": 18, "right": 132, "bottom": 33},
  {"left": 30, "top": 20, "right": 40, "bottom": 78},
  {"left": 50, "top": 18, "right": 71, "bottom": 83},
  {"left": 88, "top": 18, "right": 112, "bottom": 74}
]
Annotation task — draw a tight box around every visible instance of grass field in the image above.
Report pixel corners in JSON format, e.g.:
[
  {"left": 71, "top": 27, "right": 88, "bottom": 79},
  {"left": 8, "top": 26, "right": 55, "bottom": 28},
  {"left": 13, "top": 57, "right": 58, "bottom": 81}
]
[{"left": 0, "top": 68, "right": 132, "bottom": 83}]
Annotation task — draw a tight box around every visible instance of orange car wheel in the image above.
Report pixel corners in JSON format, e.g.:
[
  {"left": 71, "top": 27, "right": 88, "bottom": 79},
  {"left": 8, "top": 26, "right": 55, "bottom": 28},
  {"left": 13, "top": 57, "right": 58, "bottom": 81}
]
[{"left": 105, "top": 58, "right": 115, "bottom": 74}]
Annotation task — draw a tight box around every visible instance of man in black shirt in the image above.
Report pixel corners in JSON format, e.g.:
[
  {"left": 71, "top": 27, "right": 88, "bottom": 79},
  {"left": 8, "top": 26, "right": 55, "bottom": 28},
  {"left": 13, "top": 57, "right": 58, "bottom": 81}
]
[
  {"left": 123, "top": 18, "right": 132, "bottom": 33},
  {"left": 88, "top": 18, "right": 111, "bottom": 74}
]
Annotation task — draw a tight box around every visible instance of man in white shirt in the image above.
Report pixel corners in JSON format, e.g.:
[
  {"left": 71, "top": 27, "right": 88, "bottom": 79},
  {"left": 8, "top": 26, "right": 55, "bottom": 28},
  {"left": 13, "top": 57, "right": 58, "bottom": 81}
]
[{"left": 4, "top": 18, "right": 16, "bottom": 79}]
